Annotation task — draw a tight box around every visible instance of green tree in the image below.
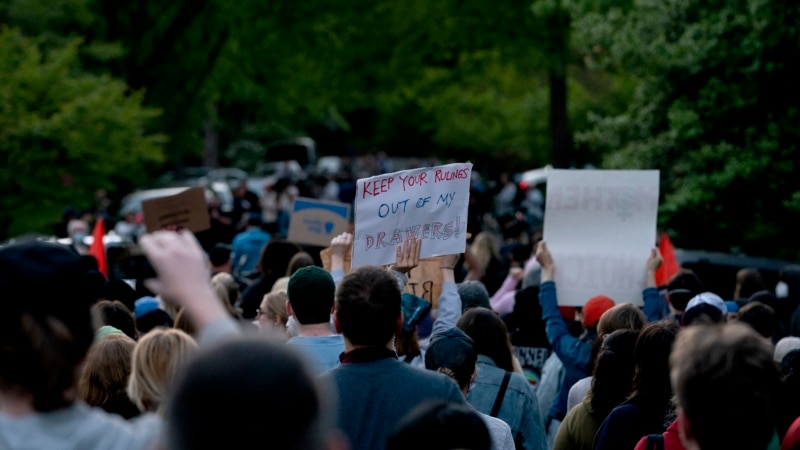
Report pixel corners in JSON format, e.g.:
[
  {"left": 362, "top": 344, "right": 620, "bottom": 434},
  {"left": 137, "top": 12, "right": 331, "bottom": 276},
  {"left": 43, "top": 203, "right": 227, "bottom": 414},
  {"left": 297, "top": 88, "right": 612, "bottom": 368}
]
[
  {"left": 574, "top": 0, "right": 800, "bottom": 259},
  {"left": 0, "top": 26, "right": 165, "bottom": 238}
]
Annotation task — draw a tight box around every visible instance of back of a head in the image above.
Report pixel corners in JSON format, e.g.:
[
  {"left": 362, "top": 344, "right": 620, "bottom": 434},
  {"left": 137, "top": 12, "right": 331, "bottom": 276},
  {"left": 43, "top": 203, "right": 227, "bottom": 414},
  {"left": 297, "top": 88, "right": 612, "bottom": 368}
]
[
  {"left": 287, "top": 251, "right": 315, "bottom": 277},
  {"left": 747, "top": 290, "right": 778, "bottom": 312},
  {"left": 0, "top": 241, "right": 105, "bottom": 411},
  {"left": 425, "top": 328, "right": 478, "bottom": 391},
  {"left": 127, "top": 328, "right": 197, "bottom": 413},
  {"left": 457, "top": 307, "right": 514, "bottom": 372},
  {"left": 288, "top": 266, "right": 336, "bottom": 325},
  {"left": 737, "top": 301, "right": 777, "bottom": 340},
  {"left": 386, "top": 400, "right": 491, "bottom": 450},
  {"left": 166, "top": 337, "right": 332, "bottom": 450},
  {"left": 258, "top": 238, "right": 302, "bottom": 278},
  {"left": 667, "top": 269, "right": 704, "bottom": 312},
  {"left": 597, "top": 303, "right": 647, "bottom": 337},
  {"left": 211, "top": 272, "right": 240, "bottom": 308},
  {"left": 136, "top": 309, "right": 175, "bottom": 335},
  {"left": 582, "top": 295, "right": 616, "bottom": 329},
  {"left": 92, "top": 299, "right": 137, "bottom": 341},
  {"left": 590, "top": 328, "right": 640, "bottom": 419},
  {"left": 631, "top": 320, "right": 680, "bottom": 404},
  {"left": 208, "top": 243, "right": 231, "bottom": 268},
  {"left": 735, "top": 267, "right": 766, "bottom": 300},
  {"left": 670, "top": 323, "right": 780, "bottom": 450},
  {"left": 457, "top": 280, "right": 491, "bottom": 312},
  {"left": 681, "top": 292, "right": 727, "bottom": 327},
  {"left": 774, "top": 336, "right": 800, "bottom": 364},
  {"left": 78, "top": 333, "right": 137, "bottom": 412},
  {"left": 102, "top": 278, "right": 139, "bottom": 312},
  {"left": 335, "top": 266, "right": 401, "bottom": 347}
]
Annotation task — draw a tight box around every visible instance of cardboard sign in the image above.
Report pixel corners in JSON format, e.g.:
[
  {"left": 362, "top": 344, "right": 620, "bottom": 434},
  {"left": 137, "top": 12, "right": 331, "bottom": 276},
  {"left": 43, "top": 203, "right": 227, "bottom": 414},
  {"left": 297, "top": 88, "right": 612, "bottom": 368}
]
[
  {"left": 287, "top": 197, "right": 352, "bottom": 247},
  {"left": 352, "top": 162, "right": 472, "bottom": 268},
  {"left": 542, "top": 169, "right": 659, "bottom": 306},
  {"left": 141, "top": 187, "right": 211, "bottom": 233},
  {"left": 320, "top": 246, "right": 444, "bottom": 308}
]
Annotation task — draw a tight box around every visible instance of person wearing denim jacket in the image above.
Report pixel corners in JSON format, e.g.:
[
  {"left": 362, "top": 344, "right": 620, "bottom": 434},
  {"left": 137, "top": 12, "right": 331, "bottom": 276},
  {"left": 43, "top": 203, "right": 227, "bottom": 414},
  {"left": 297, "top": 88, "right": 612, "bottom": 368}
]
[{"left": 466, "top": 353, "right": 548, "bottom": 450}]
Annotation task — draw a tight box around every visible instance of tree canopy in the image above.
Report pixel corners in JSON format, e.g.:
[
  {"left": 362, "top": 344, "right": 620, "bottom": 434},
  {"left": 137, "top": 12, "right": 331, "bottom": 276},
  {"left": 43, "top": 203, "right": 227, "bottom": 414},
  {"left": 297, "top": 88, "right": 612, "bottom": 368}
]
[{"left": 0, "top": 0, "right": 798, "bottom": 260}]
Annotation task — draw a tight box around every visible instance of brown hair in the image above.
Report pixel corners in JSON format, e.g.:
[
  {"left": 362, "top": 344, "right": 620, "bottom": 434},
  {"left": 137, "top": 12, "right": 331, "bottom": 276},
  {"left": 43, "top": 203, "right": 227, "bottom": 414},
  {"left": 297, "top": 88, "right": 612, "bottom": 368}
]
[
  {"left": 286, "top": 251, "right": 315, "bottom": 277},
  {"left": 456, "top": 307, "right": 514, "bottom": 372},
  {"left": 589, "top": 302, "right": 647, "bottom": 374},
  {"left": 671, "top": 324, "right": 780, "bottom": 450},
  {"left": 78, "top": 333, "right": 136, "bottom": 407},
  {"left": 597, "top": 303, "right": 648, "bottom": 337},
  {"left": 335, "top": 266, "right": 401, "bottom": 347},
  {"left": 91, "top": 299, "right": 137, "bottom": 341}
]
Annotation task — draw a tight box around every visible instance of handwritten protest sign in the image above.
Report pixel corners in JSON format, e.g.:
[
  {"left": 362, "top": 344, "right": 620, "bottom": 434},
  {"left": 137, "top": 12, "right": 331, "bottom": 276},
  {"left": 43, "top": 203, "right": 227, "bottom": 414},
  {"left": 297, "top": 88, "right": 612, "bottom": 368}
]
[
  {"left": 141, "top": 187, "right": 210, "bottom": 233},
  {"left": 319, "top": 246, "right": 444, "bottom": 308},
  {"left": 352, "top": 162, "right": 472, "bottom": 268},
  {"left": 542, "top": 169, "right": 659, "bottom": 306},
  {"left": 287, "top": 197, "right": 351, "bottom": 247}
]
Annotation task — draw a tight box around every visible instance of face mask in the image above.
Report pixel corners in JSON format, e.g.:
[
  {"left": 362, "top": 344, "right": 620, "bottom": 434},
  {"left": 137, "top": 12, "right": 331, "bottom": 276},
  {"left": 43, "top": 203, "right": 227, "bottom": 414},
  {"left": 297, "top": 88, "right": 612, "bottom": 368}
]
[
  {"left": 73, "top": 232, "right": 87, "bottom": 245},
  {"left": 776, "top": 281, "right": 789, "bottom": 299}
]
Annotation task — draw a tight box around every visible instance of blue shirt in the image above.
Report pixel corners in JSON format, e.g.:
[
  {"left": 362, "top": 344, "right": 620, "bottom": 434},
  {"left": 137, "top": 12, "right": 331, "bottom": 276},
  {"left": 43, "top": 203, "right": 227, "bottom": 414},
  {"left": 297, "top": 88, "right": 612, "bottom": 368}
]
[
  {"left": 286, "top": 334, "right": 345, "bottom": 375},
  {"left": 230, "top": 228, "right": 271, "bottom": 278}
]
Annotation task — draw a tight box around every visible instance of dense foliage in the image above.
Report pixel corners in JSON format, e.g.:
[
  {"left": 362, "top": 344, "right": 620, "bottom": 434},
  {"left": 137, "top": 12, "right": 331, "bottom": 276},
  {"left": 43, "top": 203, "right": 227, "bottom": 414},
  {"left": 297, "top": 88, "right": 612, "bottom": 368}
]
[{"left": 0, "top": 0, "right": 797, "bottom": 260}]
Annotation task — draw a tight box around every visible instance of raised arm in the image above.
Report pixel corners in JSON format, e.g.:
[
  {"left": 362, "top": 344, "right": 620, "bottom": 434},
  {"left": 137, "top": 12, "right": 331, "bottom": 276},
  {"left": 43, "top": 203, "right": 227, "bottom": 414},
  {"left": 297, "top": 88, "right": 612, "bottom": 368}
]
[
  {"left": 643, "top": 246, "right": 666, "bottom": 322},
  {"left": 490, "top": 266, "right": 524, "bottom": 316},
  {"left": 139, "top": 230, "right": 239, "bottom": 344},
  {"left": 388, "top": 237, "right": 421, "bottom": 290},
  {"left": 535, "top": 241, "right": 591, "bottom": 370},
  {"left": 430, "top": 252, "right": 463, "bottom": 336},
  {"left": 329, "top": 232, "right": 353, "bottom": 285}
]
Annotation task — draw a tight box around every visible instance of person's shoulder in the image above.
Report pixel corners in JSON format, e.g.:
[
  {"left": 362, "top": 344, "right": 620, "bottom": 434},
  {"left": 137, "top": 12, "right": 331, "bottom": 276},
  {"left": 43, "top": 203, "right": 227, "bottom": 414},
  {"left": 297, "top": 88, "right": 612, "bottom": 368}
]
[{"left": 507, "top": 370, "right": 536, "bottom": 393}]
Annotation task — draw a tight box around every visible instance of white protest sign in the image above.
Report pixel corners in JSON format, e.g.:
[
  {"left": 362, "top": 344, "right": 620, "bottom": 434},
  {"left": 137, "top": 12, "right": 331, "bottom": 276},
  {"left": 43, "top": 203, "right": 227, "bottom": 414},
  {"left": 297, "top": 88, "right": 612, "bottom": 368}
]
[
  {"left": 542, "top": 169, "right": 659, "bottom": 306},
  {"left": 352, "top": 162, "right": 472, "bottom": 268}
]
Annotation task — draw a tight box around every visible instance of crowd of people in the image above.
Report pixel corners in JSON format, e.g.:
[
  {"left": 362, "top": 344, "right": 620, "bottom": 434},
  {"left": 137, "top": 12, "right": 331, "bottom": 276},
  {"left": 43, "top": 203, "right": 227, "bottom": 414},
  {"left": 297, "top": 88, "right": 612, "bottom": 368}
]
[{"left": 2, "top": 160, "right": 800, "bottom": 450}]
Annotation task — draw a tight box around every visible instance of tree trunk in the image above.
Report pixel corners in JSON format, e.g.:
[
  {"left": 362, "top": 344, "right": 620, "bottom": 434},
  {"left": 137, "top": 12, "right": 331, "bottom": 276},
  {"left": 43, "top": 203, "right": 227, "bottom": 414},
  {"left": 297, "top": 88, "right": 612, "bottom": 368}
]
[
  {"left": 549, "top": 68, "right": 573, "bottom": 169},
  {"left": 203, "top": 114, "right": 219, "bottom": 168}
]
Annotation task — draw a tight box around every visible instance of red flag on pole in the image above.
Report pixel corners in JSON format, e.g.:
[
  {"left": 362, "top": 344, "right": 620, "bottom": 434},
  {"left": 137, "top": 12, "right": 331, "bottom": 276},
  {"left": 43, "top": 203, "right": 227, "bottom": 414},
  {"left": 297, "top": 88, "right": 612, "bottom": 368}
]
[
  {"left": 89, "top": 217, "right": 107, "bottom": 277},
  {"left": 656, "top": 232, "right": 679, "bottom": 287}
]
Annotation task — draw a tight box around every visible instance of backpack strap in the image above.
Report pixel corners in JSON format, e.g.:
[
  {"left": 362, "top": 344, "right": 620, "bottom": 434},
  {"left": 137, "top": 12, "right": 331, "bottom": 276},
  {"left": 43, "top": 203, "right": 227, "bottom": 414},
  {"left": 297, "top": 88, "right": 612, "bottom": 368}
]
[
  {"left": 490, "top": 371, "right": 512, "bottom": 417},
  {"left": 646, "top": 434, "right": 664, "bottom": 450}
]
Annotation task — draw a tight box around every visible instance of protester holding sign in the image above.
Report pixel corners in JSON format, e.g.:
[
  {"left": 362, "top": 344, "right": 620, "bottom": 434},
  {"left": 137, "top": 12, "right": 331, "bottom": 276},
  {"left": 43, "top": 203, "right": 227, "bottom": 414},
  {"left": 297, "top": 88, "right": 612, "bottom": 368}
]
[
  {"left": 351, "top": 162, "right": 472, "bottom": 268},
  {"left": 534, "top": 241, "right": 663, "bottom": 441}
]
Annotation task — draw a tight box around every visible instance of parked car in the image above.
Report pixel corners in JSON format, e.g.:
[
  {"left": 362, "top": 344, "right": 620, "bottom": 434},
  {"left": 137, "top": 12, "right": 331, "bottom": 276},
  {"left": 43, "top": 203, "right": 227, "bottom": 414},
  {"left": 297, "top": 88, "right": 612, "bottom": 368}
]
[
  {"left": 674, "top": 248, "right": 794, "bottom": 300},
  {"left": 119, "top": 181, "right": 234, "bottom": 217}
]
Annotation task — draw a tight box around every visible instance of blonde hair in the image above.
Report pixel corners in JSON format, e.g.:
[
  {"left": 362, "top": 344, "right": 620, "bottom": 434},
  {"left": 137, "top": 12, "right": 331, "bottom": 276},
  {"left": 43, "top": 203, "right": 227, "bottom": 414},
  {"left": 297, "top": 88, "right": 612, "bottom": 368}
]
[
  {"left": 211, "top": 276, "right": 243, "bottom": 319},
  {"left": 211, "top": 272, "right": 240, "bottom": 307},
  {"left": 597, "top": 303, "right": 648, "bottom": 337},
  {"left": 263, "top": 291, "right": 289, "bottom": 326},
  {"left": 471, "top": 232, "right": 501, "bottom": 276},
  {"left": 127, "top": 328, "right": 197, "bottom": 414},
  {"left": 78, "top": 333, "right": 136, "bottom": 407}
]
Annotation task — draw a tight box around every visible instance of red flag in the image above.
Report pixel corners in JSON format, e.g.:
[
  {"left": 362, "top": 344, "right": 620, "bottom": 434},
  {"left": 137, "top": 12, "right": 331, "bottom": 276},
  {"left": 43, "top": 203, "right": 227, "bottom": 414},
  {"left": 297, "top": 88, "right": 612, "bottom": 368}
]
[
  {"left": 656, "top": 232, "right": 679, "bottom": 286},
  {"left": 89, "top": 217, "right": 107, "bottom": 277}
]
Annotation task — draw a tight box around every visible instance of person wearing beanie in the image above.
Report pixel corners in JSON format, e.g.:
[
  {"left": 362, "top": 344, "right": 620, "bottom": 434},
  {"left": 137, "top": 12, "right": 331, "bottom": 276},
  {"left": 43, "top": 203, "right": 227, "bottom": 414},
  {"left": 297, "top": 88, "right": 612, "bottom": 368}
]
[
  {"left": 0, "top": 241, "right": 162, "bottom": 450},
  {"left": 534, "top": 240, "right": 661, "bottom": 446},
  {"left": 582, "top": 295, "right": 616, "bottom": 329},
  {"left": 458, "top": 280, "right": 492, "bottom": 312},
  {"left": 424, "top": 328, "right": 516, "bottom": 450},
  {"left": 285, "top": 265, "right": 344, "bottom": 375}
]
